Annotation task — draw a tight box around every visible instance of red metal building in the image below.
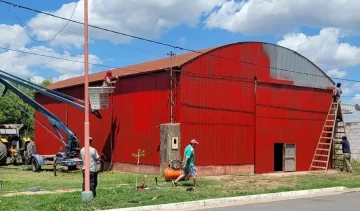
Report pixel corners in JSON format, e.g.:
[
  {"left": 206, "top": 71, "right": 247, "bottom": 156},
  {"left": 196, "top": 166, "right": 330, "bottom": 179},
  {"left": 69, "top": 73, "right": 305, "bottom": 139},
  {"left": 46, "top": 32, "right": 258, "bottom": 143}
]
[{"left": 34, "top": 42, "right": 334, "bottom": 175}]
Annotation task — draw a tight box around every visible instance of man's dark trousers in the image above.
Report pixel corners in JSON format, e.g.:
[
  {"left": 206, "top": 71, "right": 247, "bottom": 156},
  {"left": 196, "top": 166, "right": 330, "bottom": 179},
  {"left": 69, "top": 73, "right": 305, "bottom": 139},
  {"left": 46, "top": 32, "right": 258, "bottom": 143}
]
[{"left": 82, "top": 170, "right": 98, "bottom": 197}]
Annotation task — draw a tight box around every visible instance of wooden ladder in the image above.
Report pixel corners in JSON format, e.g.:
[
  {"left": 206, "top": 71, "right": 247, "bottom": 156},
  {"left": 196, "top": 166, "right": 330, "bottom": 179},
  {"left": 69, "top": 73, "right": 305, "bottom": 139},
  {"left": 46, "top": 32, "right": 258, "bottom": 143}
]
[
  {"left": 309, "top": 101, "right": 341, "bottom": 171},
  {"left": 332, "top": 108, "right": 346, "bottom": 170}
]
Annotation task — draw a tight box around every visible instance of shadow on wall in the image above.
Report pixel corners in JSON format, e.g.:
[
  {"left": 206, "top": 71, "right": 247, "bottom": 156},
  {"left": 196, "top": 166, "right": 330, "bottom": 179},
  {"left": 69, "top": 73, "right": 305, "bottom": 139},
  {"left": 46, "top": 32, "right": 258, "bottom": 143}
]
[{"left": 101, "top": 117, "right": 120, "bottom": 171}]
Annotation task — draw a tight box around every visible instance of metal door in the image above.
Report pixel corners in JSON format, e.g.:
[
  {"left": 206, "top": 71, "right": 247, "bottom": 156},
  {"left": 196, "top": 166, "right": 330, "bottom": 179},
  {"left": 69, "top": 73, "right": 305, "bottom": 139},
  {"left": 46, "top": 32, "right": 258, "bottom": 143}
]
[{"left": 283, "top": 143, "right": 296, "bottom": 172}]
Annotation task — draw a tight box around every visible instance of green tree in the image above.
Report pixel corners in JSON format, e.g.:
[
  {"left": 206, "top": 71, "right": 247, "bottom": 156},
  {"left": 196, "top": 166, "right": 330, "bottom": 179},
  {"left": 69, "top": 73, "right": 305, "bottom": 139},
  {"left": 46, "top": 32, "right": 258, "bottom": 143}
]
[
  {"left": 40, "top": 78, "right": 53, "bottom": 88},
  {"left": 0, "top": 77, "right": 54, "bottom": 139}
]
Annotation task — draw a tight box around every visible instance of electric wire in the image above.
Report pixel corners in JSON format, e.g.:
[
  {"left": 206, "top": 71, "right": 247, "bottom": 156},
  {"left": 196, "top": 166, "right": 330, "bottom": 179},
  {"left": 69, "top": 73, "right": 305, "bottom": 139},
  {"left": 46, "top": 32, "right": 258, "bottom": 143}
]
[
  {"left": 0, "top": 46, "right": 117, "bottom": 69},
  {"left": 0, "top": 0, "right": 356, "bottom": 83},
  {"left": 0, "top": 45, "right": 357, "bottom": 99},
  {"left": 0, "top": 40, "right": 113, "bottom": 68},
  {"left": 0, "top": 86, "right": 65, "bottom": 145},
  {"left": 13, "top": 1, "right": 79, "bottom": 43},
  {"left": 0, "top": 11, "right": 165, "bottom": 58},
  {"left": 0, "top": 1, "right": 358, "bottom": 99}
]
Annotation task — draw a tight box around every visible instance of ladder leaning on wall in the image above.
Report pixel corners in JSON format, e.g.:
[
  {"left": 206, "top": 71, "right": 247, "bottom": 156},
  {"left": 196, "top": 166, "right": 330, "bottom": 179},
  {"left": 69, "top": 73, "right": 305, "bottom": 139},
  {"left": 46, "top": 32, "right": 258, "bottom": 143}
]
[{"left": 309, "top": 101, "right": 346, "bottom": 171}]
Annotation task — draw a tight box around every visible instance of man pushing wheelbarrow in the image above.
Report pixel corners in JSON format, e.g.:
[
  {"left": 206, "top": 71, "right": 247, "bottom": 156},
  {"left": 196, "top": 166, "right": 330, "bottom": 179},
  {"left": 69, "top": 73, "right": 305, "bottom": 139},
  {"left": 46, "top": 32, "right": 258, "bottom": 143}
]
[{"left": 172, "top": 139, "right": 199, "bottom": 188}]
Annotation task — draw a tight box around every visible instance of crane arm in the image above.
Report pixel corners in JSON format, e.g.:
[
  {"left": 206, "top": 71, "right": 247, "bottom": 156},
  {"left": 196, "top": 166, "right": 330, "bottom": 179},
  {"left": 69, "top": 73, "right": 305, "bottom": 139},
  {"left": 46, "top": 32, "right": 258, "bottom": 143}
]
[
  {"left": 0, "top": 78, "right": 79, "bottom": 156},
  {"left": 0, "top": 70, "right": 101, "bottom": 119}
]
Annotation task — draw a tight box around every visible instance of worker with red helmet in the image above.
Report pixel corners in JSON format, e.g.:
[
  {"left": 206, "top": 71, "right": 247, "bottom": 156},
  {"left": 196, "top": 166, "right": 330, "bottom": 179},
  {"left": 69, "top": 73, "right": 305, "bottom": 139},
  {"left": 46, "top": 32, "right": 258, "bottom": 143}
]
[{"left": 102, "top": 70, "right": 118, "bottom": 87}]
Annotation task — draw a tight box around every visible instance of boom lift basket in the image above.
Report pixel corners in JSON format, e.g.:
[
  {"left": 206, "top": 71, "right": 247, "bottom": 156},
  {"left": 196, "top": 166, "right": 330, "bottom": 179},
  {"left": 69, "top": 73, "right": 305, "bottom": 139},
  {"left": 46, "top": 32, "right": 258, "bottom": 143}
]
[{"left": 89, "top": 87, "right": 115, "bottom": 110}]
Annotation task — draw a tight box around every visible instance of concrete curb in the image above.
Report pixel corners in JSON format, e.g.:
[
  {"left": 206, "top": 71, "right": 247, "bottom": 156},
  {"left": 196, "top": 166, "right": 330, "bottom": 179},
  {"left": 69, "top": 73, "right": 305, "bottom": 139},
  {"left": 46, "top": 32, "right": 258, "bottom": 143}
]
[{"left": 102, "top": 187, "right": 347, "bottom": 211}]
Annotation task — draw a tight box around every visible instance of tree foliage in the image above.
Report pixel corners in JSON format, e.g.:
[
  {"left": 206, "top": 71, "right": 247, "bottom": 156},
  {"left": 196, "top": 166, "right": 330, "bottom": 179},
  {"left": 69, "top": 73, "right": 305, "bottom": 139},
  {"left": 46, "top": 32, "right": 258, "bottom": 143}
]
[{"left": 0, "top": 78, "right": 54, "bottom": 139}]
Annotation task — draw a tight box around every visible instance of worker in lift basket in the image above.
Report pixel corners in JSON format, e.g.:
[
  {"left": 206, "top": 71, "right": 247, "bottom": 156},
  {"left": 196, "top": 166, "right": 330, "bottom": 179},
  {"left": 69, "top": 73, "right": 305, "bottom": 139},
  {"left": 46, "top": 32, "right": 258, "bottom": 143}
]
[
  {"left": 333, "top": 82, "right": 342, "bottom": 102},
  {"left": 102, "top": 70, "right": 118, "bottom": 87},
  {"left": 81, "top": 137, "right": 100, "bottom": 197},
  {"left": 334, "top": 136, "right": 353, "bottom": 173},
  {"left": 172, "top": 139, "right": 199, "bottom": 188}
]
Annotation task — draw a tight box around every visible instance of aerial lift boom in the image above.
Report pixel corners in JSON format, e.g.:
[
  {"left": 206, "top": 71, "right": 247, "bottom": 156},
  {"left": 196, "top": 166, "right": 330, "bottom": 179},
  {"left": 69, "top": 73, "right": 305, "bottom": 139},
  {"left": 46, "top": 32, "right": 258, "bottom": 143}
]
[
  {"left": 0, "top": 70, "right": 102, "bottom": 171},
  {"left": 0, "top": 70, "right": 101, "bottom": 117}
]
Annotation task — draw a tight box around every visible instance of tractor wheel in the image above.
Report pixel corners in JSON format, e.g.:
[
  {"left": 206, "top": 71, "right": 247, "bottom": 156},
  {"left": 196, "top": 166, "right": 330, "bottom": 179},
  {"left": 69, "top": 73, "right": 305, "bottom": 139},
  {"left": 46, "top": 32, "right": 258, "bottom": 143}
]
[
  {"left": 23, "top": 140, "right": 35, "bottom": 164},
  {"left": 0, "top": 141, "right": 7, "bottom": 166}
]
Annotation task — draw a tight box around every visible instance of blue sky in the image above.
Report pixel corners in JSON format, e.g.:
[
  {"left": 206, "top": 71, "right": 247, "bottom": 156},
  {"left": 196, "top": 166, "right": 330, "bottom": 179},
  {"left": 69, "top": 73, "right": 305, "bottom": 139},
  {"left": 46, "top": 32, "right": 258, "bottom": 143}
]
[{"left": 0, "top": 0, "right": 360, "bottom": 104}]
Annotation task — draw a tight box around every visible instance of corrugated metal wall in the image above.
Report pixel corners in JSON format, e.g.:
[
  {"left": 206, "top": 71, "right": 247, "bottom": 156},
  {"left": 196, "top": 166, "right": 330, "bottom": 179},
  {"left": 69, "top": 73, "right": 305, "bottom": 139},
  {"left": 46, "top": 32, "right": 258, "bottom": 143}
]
[
  {"left": 34, "top": 72, "right": 169, "bottom": 166},
  {"left": 34, "top": 86, "right": 112, "bottom": 157},
  {"left": 112, "top": 72, "right": 169, "bottom": 165},
  {"left": 255, "top": 83, "right": 332, "bottom": 173},
  {"left": 34, "top": 95, "right": 67, "bottom": 154},
  {"left": 179, "top": 44, "right": 257, "bottom": 166},
  {"left": 262, "top": 43, "right": 333, "bottom": 89},
  {"left": 34, "top": 42, "right": 335, "bottom": 174},
  {"left": 179, "top": 42, "right": 333, "bottom": 173}
]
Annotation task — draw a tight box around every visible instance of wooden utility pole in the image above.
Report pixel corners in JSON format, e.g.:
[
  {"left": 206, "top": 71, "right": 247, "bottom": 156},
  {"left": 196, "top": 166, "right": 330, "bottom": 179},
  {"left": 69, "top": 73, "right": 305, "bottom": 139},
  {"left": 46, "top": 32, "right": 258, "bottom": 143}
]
[{"left": 168, "top": 51, "right": 175, "bottom": 123}]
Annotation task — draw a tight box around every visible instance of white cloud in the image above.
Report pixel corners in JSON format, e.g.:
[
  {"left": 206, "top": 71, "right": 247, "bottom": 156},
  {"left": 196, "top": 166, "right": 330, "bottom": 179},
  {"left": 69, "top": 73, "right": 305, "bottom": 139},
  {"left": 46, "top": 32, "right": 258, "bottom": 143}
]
[
  {"left": 27, "top": 0, "right": 225, "bottom": 48},
  {"left": 326, "top": 69, "right": 347, "bottom": 79},
  {"left": 0, "top": 45, "right": 103, "bottom": 77},
  {"left": 178, "top": 36, "right": 187, "bottom": 46},
  {"left": 29, "top": 76, "right": 46, "bottom": 84},
  {"left": 54, "top": 73, "right": 82, "bottom": 82},
  {"left": 0, "top": 22, "right": 103, "bottom": 79},
  {"left": 0, "top": 24, "right": 30, "bottom": 48},
  {"left": 205, "top": 0, "right": 360, "bottom": 35},
  {"left": 342, "top": 87, "right": 352, "bottom": 95},
  {"left": 29, "top": 73, "right": 82, "bottom": 86},
  {"left": 351, "top": 83, "right": 360, "bottom": 91},
  {"left": 277, "top": 28, "right": 360, "bottom": 70},
  {"left": 351, "top": 94, "right": 360, "bottom": 104}
]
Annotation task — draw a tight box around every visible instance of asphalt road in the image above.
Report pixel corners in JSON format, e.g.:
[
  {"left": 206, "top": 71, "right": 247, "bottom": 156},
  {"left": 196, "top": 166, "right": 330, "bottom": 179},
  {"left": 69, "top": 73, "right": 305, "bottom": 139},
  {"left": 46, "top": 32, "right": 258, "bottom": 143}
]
[{"left": 197, "top": 191, "right": 360, "bottom": 211}]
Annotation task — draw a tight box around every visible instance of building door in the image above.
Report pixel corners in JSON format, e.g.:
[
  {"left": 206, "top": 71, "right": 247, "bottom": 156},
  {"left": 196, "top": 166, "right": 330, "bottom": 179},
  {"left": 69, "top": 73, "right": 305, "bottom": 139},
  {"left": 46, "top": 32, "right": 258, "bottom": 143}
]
[
  {"left": 283, "top": 143, "right": 296, "bottom": 172},
  {"left": 274, "top": 143, "right": 284, "bottom": 172}
]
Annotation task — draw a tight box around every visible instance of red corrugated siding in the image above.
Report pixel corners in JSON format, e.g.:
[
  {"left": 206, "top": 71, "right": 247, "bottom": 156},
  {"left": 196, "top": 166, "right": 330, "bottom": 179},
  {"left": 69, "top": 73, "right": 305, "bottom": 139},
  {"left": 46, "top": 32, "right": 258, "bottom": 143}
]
[
  {"left": 112, "top": 72, "right": 169, "bottom": 165},
  {"left": 34, "top": 72, "right": 169, "bottom": 166},
  {"left": 179, "top": 44, "right": 258, "bottom": 166},
  {"left": 34, "top": 42, "right": 333, "bottom": 174},
  {"left": 255, "top": 83, "right": 332, "bottom": 173},
  {"left": 178, "top": 42, "right": 332, "bottom": 171},
  {"left": 34, "top": 95, "right": 67, "bottom": 154}
]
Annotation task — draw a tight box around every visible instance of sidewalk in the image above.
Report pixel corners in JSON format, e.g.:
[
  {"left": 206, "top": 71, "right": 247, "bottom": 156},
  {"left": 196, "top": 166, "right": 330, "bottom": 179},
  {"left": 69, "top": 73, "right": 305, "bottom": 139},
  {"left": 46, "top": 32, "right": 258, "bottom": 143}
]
[{"left": 100, "top": 186, "right": 359, "bottom": 211}]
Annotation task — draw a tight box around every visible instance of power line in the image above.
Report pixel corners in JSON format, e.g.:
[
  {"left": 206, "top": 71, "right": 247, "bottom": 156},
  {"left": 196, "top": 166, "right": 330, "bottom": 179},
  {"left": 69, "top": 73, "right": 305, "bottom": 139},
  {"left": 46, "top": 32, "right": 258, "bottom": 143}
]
[
  {"left": 0, "top": 86, "right": 64, "bottom": 144},
  {"left": 0, "top": 46, "right": 173, "bottom": 78},
  {"left": 181, "top": 73, "right": 358, "bottom": 98},
  {"left": 13, "top": 1, "right": 79, "bottom": 42},
  {"left": 0, "top": 0, "right": 356, "bottom": 83},
  {"left": 1, "top": 0, "right": 360, "bottom": 101},
  {"left": 0, "top": 46, "right": 117, "bottom": 69},
  {"left": 0, "top": 12, "right": 165, "bottom": 58},
  {"left": 0, "top": 39, "right": 124, "bottom": 67},
  {"left": 0, "top": 45, "right": 358, "bottom": 100}
]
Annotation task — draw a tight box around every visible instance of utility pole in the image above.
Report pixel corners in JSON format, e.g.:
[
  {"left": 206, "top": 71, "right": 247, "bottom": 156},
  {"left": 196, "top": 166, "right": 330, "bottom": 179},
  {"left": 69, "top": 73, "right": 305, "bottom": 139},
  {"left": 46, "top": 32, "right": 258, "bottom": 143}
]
[
  {"left": 168, "top": 51, "right": 175, "bottom": 123},
  {"left": 82, "top": 0, "right": 92, "bottom": 202}
]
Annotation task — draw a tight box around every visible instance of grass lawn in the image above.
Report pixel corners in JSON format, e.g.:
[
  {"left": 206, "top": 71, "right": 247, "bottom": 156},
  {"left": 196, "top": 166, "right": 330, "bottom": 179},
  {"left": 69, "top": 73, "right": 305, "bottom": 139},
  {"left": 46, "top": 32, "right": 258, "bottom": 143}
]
[{"left": 1, "top": 163, "right": 360, "bottom": 211}]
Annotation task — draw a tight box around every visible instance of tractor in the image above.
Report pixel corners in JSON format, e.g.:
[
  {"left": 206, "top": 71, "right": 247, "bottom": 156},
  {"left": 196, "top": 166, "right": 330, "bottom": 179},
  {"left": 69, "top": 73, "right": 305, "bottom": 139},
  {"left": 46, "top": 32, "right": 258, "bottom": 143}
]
[{"left": 0, "top": 124, "right": 34, "bottom": 166}]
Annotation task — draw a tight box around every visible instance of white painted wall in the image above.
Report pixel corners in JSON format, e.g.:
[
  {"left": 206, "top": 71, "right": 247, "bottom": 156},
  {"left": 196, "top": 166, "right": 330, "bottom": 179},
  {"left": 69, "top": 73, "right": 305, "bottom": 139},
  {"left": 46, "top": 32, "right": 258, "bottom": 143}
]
[
  {"left": 344, "top": 122, "right": 360, "bottom": 161},
  {"left": 341, "top": 104, "right": 360, "bottom": 161}
]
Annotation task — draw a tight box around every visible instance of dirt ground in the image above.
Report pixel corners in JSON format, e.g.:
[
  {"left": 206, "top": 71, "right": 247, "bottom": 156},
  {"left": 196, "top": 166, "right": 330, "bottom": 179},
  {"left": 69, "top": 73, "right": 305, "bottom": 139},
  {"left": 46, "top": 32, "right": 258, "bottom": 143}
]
[{"left": 201, "top": 169, "right": 341, "bottom": 192}]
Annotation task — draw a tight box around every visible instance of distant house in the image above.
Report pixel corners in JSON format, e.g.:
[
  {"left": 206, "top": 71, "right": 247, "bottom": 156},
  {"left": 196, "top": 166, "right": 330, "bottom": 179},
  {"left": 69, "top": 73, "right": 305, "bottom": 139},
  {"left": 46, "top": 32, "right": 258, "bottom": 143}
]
[{"left": 341, "top": 104, "right": 360, "bottom": 160}]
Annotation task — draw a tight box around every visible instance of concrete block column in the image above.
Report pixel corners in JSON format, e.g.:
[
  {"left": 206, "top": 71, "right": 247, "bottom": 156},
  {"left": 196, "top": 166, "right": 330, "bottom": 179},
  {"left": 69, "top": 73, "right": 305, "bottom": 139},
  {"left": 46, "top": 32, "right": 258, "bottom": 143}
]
[{"left": 159, "top": 123, "right": 181, "bottom": 174}]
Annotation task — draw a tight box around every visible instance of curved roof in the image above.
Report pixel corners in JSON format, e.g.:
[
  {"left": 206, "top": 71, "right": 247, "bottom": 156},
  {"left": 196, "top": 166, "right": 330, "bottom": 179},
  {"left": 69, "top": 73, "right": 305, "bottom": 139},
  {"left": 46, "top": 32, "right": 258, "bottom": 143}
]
[{"left": 48, "top": 42, "right": 334, "bottom": 90}]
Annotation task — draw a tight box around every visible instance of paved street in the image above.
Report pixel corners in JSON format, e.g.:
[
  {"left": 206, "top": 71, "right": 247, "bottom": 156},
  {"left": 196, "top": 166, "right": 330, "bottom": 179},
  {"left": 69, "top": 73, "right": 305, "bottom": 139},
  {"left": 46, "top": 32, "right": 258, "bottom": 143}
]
[{"left": 197, "top": 191, "right": 360, "bottom": 211}]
